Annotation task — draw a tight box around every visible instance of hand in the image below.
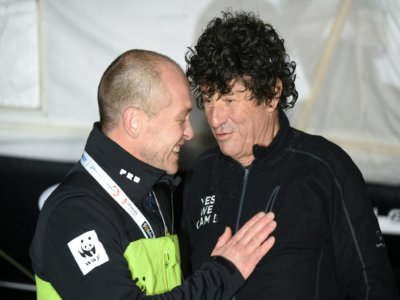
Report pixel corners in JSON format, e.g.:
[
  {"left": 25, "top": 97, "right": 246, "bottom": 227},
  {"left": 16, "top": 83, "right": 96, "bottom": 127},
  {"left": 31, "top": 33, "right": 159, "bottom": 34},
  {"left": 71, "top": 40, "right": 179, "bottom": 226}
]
[{"left": 210, "top": 212, "right": 276, "bottom": 279}]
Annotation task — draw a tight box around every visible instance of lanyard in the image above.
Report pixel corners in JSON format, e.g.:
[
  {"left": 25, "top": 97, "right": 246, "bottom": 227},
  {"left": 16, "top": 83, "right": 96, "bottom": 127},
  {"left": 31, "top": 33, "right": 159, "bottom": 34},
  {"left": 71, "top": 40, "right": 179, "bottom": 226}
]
[{"left": 80, "top": 151, "right": 155, "bottom": 239}]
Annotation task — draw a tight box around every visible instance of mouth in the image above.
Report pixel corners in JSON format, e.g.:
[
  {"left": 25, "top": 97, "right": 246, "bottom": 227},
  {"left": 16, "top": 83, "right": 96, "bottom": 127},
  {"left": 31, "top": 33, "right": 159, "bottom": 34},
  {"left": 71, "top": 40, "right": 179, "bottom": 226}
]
[
  {"left": 172, "top": 143, "right": 183, "bottom": 154},
  {"left": 214, "top": 132, "right": 232, "bottom": 140}
]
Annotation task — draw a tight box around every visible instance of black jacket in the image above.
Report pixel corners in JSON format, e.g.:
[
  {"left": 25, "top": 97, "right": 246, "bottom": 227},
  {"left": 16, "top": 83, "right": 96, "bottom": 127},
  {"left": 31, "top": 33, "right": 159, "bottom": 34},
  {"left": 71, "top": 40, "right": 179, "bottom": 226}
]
[
  {"left": 180, "top": 112, "right": 399, "bottom": 299},
  {"left": 30, "top": 122, "right": 244, "bottom": 299}
]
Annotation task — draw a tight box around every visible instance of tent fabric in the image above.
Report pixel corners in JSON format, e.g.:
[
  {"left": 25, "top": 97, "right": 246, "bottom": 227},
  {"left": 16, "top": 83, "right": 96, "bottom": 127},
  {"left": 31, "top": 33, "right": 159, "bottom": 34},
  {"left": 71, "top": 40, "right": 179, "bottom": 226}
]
[{"left": 0, "top": 0, "right": 399, "bottom": 184}]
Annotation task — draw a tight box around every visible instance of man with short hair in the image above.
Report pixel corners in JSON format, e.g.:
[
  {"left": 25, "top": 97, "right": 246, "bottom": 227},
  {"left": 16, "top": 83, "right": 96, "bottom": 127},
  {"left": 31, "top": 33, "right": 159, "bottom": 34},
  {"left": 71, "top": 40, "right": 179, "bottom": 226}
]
[
  {"left": 180, "top": 11, "right": 399, "bottom": 299},
  {"left": 30, "top": 49, "right": 276, "bottom": 299}
]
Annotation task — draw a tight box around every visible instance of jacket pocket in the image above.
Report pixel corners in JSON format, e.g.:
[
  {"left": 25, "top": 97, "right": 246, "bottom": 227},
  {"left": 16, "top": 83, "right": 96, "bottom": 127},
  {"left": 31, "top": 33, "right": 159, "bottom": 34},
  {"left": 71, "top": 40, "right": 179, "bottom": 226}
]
[{"left": 265, "top": 185, "right": 281, "bottom": 212}]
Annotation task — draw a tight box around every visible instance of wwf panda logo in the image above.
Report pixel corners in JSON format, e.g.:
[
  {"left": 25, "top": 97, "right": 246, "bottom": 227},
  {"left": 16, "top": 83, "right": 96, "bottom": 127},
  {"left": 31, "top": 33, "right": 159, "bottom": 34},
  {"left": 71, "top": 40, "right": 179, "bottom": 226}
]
[
  {"left": 79, "top": 236, "right": 96, "bottom": 258},
  {"left": 68, "top": 230, "right": 110, "bottom": 275}
]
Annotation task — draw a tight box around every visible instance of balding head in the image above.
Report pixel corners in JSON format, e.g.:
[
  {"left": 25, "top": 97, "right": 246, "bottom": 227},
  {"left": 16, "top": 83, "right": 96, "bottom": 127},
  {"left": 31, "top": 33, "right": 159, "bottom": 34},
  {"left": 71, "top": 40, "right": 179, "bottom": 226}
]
[{"left": 98, "top": 49, "right": 183, "bottom": 132}]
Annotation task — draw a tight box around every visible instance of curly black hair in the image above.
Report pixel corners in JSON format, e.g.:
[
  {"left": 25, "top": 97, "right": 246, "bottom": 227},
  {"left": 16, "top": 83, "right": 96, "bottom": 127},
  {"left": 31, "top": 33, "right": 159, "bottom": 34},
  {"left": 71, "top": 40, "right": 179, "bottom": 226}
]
[{"left": 186, "top": 10, "right": 298, "bottom": 110}]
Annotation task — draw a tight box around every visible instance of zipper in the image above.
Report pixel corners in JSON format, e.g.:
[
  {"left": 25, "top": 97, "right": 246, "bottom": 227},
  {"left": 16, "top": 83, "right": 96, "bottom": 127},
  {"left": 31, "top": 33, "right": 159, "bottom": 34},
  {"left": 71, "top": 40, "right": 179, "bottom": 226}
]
[
  {"left": 170, "top": 188, "right": 175, "bottom": 234},
  {"left": 170, "top": 176, "right": 182, "bottom": 234},
  {"left": 232, "top": 166, "right": 251, "bottom": 300},
  {"left": 152, "top": 190, "right": 168, "bottom": 235},
  {"left": 234, "top": 167, "right": 250, "bottom": 233}
]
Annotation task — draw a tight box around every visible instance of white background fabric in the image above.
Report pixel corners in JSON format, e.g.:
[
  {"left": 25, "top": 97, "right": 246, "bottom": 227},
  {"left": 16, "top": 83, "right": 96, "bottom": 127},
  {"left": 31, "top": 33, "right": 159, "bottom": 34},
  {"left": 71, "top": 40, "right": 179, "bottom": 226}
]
[{"left": 0, "top": 0, "right": 399, "bottom": 185}]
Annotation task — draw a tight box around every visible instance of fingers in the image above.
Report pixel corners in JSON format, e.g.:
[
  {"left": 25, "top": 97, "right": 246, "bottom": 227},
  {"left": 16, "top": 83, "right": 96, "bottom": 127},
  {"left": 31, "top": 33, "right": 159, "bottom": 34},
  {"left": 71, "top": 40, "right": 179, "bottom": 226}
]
[
  {"left": 249, "top": 235, "right": 276, "bottom": 265},
  {"left": 213, "top": 227, "right": 232, "bottom": 250},
  {"left": 232, "top": 211, "right": 267, "bottom": 241},
  {"left": 240, "top": 213, "right": 276, "bottom": 248},
  {"left": 233, "top": 212, "right": 275, "bottom": 244},
  {"left": 209, "top": 211, "right": 277, "bottom": 280}
]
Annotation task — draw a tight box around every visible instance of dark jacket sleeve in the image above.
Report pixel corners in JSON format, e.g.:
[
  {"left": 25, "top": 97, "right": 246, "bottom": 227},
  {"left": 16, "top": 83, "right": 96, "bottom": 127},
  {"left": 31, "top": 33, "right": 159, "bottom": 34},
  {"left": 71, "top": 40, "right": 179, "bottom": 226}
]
[
  {"left": 33, "top": 196, "right": 244, "bottom": 300},
  {"left": 153, "top": 256, "right": 244, "bottom": 300},
  {"left": 329, "top": 147, "right": 399, "bottom": 299},
  {"left": 178, "top": 169, "right": 195, "bottom": 279}
]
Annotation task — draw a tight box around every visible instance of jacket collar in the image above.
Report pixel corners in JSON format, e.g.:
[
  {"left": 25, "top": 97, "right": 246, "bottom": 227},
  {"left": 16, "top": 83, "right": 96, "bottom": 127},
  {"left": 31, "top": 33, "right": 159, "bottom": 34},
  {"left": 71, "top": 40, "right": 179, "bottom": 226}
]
[
  {"left": 252, "top": 110, "right": 291, "bottom": 162},
  {"left": 83, "top": 122, "right": 174, "bottom": 203}
]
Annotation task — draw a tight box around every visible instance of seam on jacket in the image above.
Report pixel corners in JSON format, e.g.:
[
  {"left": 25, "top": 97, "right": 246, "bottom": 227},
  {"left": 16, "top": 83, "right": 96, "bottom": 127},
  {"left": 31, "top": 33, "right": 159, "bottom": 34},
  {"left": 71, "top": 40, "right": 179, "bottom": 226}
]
[
  {"left": 288, "top": 149, "right": 369, "bottom": 300},
  {"left": 315, "top": 249, "right": 324, "bottom": 300},
  {"left": 265, "top": 185, "right": 281, "bottom": 212}
]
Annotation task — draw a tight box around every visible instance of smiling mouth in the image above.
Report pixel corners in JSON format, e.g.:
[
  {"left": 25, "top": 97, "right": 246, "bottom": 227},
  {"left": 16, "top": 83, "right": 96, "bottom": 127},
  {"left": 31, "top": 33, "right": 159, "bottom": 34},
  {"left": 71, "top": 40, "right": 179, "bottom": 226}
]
[{"left": 173, "top": 145, "right": 181, "bottom": 153}]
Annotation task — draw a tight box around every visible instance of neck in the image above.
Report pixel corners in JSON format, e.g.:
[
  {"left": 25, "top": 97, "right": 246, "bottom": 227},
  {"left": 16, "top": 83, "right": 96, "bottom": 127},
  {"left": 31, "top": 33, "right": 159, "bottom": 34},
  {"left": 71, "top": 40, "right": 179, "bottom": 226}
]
[
  {"left": 259, "top": 112, "right": 280, "bottom": 147},
  {"left": 237, "top": 111, "right": 280, "bottom": 167}
]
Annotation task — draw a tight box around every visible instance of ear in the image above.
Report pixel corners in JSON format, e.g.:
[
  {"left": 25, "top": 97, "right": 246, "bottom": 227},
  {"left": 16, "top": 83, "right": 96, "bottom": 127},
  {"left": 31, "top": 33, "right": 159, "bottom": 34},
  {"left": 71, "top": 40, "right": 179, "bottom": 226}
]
[
  {"left": 265, "top": 78, "right": 282, "bottom": 112},
  {"left": 122, "top": 106, "right": 144, "bottom": 138}
]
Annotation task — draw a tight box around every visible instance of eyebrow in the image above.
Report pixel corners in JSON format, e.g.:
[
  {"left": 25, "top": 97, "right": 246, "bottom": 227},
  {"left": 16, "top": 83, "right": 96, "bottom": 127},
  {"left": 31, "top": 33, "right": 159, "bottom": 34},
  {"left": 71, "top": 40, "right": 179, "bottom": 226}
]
[{"left": 177, "top": 109, "right": 191, "bottom": 118}]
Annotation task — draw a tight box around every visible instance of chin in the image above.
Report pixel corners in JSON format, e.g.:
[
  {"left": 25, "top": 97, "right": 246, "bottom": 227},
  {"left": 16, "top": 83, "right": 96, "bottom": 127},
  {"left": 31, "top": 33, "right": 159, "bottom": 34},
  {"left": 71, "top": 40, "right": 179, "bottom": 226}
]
[
  {"left": 219, "top": 147, "right": 235, "bottom": 158},
  {"left": 166, "top": 166, "right": 178, "bottom": 175}
]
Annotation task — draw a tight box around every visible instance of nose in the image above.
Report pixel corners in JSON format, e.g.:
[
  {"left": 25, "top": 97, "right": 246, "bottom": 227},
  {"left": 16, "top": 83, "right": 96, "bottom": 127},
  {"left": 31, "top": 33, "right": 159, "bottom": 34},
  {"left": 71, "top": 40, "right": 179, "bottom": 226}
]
[
  {"left": 207, "top": 103, "right": 225, "bottom": 129},
  {"left": 184, "top": 119, "right": 194, "bottom": 140}
]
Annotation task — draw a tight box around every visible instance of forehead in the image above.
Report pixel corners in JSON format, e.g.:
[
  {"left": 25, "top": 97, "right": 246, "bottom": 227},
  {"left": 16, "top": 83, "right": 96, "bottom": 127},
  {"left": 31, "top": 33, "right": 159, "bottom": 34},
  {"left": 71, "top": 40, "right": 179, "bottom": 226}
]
[
  {"left": 171, "top": 98, "right": 192, "bottom": 117},
  {"left": 158, "top": 63, "right": 192, "bottom": 104},
  {"left": 202, "top": 79, "right": 252, "bottom": 98},
  {"left": 169, "top": 79, "right": 192, "bottom": 112},
  {"left": 159, "top": 84, "right": 192, "bottom": 116}
]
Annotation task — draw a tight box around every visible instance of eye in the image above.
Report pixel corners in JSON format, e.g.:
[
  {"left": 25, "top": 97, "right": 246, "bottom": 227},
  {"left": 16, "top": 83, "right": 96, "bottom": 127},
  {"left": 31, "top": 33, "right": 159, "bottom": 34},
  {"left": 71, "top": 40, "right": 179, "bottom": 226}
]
[
  {"left": 223, "top": 99, "right": 235, "bottom": 105},
  {"left": 176, "top": 118, "right": 185, "bottom": 126}
]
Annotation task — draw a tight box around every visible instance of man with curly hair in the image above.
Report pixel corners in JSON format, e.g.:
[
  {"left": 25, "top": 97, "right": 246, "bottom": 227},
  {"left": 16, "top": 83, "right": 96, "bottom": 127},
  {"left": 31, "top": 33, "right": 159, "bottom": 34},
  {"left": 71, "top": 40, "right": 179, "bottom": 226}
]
[{"left": 180, "top": 11, "right": 399, "bottom": 299}]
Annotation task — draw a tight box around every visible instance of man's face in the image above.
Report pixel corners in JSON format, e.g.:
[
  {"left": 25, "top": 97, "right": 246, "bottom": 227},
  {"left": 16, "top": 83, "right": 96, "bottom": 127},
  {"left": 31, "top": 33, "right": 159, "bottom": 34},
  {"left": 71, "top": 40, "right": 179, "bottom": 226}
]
[
  {"left": 203, "top": 81, "right": 277, "bottom": 166},
  {"left": 139, "top": 65, "right": 193, "bottom": 174}
]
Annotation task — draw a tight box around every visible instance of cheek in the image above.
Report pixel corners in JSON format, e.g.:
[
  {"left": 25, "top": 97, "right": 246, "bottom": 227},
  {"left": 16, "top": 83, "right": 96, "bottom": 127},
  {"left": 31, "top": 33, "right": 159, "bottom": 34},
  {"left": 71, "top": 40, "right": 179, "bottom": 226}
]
[
  {"left": 229, "top": 106, "right": 249, "bottom": 122},
  {"left": 204, "top": 111, "right": 212, "bottom": 124},
  {"left": 158, "top": 129, "right": 179, "bottom": 151}
]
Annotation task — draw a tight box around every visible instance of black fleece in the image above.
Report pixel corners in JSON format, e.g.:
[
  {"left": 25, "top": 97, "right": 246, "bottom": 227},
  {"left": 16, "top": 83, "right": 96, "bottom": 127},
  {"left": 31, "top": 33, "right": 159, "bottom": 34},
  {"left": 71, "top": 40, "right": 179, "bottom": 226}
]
[{"left": 180, "top": 112, "right": 399, "bottom": 300}]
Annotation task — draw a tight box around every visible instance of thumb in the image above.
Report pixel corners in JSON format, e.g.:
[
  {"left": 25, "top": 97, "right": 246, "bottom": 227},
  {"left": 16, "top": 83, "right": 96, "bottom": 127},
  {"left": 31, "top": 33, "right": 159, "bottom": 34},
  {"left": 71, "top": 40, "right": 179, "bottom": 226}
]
[{"left": 214, "top": 227, "right": 232, "bottom": 250}]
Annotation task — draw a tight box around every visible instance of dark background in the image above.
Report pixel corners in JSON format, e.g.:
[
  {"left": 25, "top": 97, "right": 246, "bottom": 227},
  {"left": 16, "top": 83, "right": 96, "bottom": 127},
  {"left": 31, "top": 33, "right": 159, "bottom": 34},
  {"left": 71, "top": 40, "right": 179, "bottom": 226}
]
[{"left": 0, "top": 155, "right": 399, "bottom": 299}]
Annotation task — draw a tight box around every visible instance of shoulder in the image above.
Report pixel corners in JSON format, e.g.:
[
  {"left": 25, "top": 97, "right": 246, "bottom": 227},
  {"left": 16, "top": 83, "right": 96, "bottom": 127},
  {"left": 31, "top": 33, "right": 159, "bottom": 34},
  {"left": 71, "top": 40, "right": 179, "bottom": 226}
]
[
  {"left": 40, "top": 169, "right": 103, "bottom": 220},
  {"left": 182, "top": 146, "right": 222, "bottom": 193},
  {"left": 187, "top": 146, "right": 221, "bottom": 173},
  {"left": 195, "top": 146, "right": 221, "bottom": 164},
  {"left": 289, "top": 128, "right": 363, "bottom": 180},
  {"left": 30, "top": 176, "right": 119, "bottom": 276},
  {"left": 35, "top": 169, "right": 124, "bottom": 249}
]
